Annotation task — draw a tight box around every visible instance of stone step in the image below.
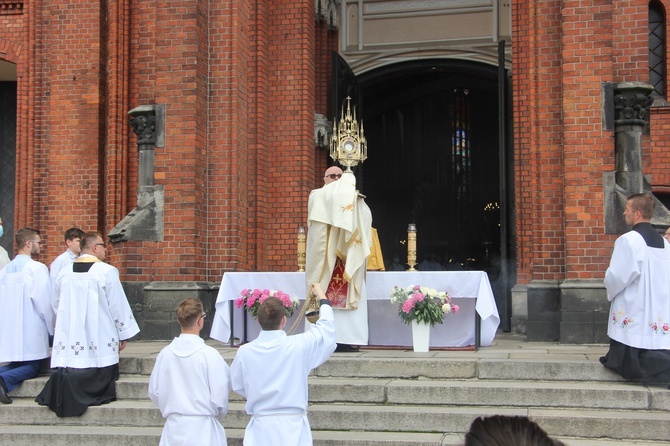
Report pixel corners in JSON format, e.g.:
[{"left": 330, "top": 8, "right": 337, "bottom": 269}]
[
  {"left": 307, "top": 404, "right": 670, "bottom": 441},
  {"left": 119, "top": 354, "right": 626, "bottom": 382},
  {"left": 2, "top": 425, "right": 669, "bottom": 446},
  {"left": 0, "top": 425, "right": 464, "bottom": 446},
  {"left": 12, "top": 375, "right": 670, "bottom": 412},
  {"left": 2, "top": 398, "right": 669, "bottom": 442},
  {"left": 315, "top": 356, "right": 628, "bottom": 382},
  {"left": 11, "top": 375, "right": 670, "bottom": 411}
]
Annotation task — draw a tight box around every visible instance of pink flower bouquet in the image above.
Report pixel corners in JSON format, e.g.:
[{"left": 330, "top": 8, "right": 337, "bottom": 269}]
[
  {"left": 390, "top": 285, "right": 459, "bottom": 326},
  {"left": 235, "top": 288, "right": 299, "bottom": 319}
]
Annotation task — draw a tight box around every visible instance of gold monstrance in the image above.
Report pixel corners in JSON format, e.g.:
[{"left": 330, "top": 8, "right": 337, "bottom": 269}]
[{"left": 330, "top": 97, "right": 367, "bottom": 171}]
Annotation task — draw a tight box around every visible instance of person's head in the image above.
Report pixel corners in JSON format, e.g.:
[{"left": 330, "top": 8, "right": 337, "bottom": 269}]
[
  {"left": 624, "top": 193, "right": 654, "bottom": 226},
  {"left": 64, "top": 227, "right": 85, "bottom": 255},
  {"left": 15, "top": 228, "right": 41, "bottom": 256},
  {"left": 257, "top": 297, "right": 286, "bottom": 330},
  {"left": 465, "top": 415, "right": 564, "bottom": 446},
  {"left": 80, "top": 232, "right": 107, "bottom": 260},
  {"left": 664, "top": 227, "right": 670, "bottom": 243},
  {"left": 324, "top": 166, "right": 343, "bottom": 185},
  {"left": 176, "top": 297, "right": 206, "bottom": 334}
]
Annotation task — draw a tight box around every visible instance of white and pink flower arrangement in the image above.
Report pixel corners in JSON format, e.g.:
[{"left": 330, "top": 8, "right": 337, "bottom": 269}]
[
  {"left": 235, "top": 288, "right": 300, "bottom": 319},
  {"left": 390, "top": 285, "right": 458, "bottom": 326}
]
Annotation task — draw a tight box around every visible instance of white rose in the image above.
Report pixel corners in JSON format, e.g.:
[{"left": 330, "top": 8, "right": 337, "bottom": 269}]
[{"left": 442, "top": 304, "right": 452, "bottom": 314}]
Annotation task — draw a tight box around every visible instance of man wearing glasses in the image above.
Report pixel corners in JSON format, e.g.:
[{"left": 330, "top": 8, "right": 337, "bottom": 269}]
[
  {"left": 36, "top": 232, "right": 140, "bottom": 416},
  {"left": 0, "top": 228, "right": 54, "bottom": 404},
  {"left": 323, "top": 166, "right": 343, "bottom": 184},
  {"left": 305, "top": 165, "right": 373, "bottom": 352}
]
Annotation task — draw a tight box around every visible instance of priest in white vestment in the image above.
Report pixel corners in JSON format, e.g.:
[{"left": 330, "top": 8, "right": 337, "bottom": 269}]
[
  {"left": 600, "top": 193, "right": 670, "bottom": 383},
  {"left": 149, "top": 297, "right": 231, "bottom": 446},
  {"left": 0, "top": 228, "right": 54, "bottom": 404},
  {"left": 305, "top": 166, "right": 372, "bottom": 350},
  {"left": 231, "top": 284, "right": 336, "bottom": 446},
  {"left": 36, "top": 232, "right": 140, "bottom": 416}
]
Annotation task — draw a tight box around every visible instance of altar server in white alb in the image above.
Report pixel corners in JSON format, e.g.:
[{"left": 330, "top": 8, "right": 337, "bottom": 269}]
[
  {"left": 0, "top": 228, "right": 54, "bottom": 404},
  {"left": 36, "top": 232, "right": 140, "bottom": 416},
  {"left": 149, "top": 297, "right": 231, "bottom": 446},
  {"left": 231, "top": 283, "right": 336, "bottom": 446},
  {"left": 49, "top": 227, "right": 84, "bottom": 286},
  {"left": 600, "top": 193, "right": 670, "bottom": 383}
]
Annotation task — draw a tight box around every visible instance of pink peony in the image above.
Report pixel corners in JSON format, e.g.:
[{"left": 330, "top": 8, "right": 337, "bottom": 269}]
[
  {"left": 402, "top": 299, "right": 416, "bottom": 314},
  {"left": 452, "top": 304, "right": 459, "bottom": 314},
  {"left": 247, "top": 295, "right": 257, "bottom": 307}
]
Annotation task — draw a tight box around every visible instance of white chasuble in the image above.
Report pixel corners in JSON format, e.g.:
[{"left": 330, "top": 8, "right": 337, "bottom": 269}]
[
  {"left": 51, "top": 258, "right": 140, "bottom": 368},
  {"left": 604, "top": 231, "right": 670, "bottom": 350},
  {"left": 306, "top": 172, "right": 372, "bottom": 345},
  {"left": 149, "top": 334, "right": 231, "bottom": 446},
  {"left": 0, "top": 255, "right": 54, "bottom": 362}
]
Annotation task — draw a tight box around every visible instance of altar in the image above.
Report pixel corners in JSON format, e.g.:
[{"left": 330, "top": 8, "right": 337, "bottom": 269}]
[{"left": 210, "top": 271, "right": 500, "bottom": 348}]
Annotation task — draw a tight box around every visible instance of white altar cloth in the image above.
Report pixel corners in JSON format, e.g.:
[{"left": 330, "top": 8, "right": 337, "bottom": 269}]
[{"left": 210, "top": 271, "right": 500, "bottom": 348}]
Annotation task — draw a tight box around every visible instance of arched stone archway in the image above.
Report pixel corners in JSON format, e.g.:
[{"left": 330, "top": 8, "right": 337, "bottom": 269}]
[{"left": 355, "top": 59, "right": 514, "bottom": 328}]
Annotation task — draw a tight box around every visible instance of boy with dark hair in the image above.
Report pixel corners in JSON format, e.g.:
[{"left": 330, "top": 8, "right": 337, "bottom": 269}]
[{"left": 49, "top": 227, "right": 85, "bottom": 283}]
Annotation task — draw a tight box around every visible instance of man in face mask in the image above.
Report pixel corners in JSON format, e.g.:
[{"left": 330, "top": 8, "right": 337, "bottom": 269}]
[{"left": 0, "top": 217, "right": 9, "bottom": 270}]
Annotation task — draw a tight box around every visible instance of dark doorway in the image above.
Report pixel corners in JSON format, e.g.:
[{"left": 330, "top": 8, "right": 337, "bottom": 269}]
[
  {"left": 0, "top": 81, "right": 16, "bottom": 256},
  {"left": 356, "top": 61, "right": 511, "bottom": 322}
]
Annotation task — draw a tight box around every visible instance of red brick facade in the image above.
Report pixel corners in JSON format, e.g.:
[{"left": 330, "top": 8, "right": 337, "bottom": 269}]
[
  {"left": 3, "top": 1, "right": 670, "bottom": 338},
  {"left": 1, "top": 0, "right": 337, "bottom": 284},
  {"left": 513, "top": 0, "right": 670, "bottom": 284}
]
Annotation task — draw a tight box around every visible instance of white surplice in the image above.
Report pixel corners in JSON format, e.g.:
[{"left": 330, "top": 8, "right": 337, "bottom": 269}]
[
  {"left": 51, "top": 256, "right": 140, "bottom": 368},
  {"left": 306, "top": 171, "right": 372, "bottom": 345},
  {"left": 231, "top": 304, "right": 336, "bottom": 446},
  {"left": 149, "top": 334, "right": 231, "bottom": 446},
  {"left": 604, "top": 231, "right": 670, "bottom": 350},
  {"left": 0, "top": 255, "right": 54, "bottom": 361},
  {"left": 0, "top": 246, "right": 9, "bottom": 270},
  {"left": 49, "top": 249, "right": 78, "bottom": 283}
]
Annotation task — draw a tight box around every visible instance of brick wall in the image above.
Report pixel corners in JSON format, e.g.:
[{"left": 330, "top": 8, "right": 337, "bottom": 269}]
[
  {"left": 1, "top": 0, "right": 328, "bottom": 282},
  {"left": 513, "top": 0, "right": 670, "bottom": 285},
  {"left": 7, "top": 0, "right": 670, "bottom": 290}
]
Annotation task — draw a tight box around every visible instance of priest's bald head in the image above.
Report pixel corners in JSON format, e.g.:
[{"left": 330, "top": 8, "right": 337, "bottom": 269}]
[
  {"left": 257, "top": 297, "right": 286, "bottom": 330},
  {"left": 324, "top": 166, "right": 343, "bottom": 185}
]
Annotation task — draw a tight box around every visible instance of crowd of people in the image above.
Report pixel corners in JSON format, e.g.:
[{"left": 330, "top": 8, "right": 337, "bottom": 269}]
[
  {"left": 0, "top": 227, "right": 139, "bottom": 414},
  {"left": 0, "top": 190, "right": 668, "bottom": 444}
]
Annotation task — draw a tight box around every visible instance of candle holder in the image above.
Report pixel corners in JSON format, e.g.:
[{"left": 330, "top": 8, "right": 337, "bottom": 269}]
[
  {"left": 407, "top": 223, "right": 417, "bottom": 271},
  {"left": 297, "top": 226, "right": 306, "bottom": 272}
]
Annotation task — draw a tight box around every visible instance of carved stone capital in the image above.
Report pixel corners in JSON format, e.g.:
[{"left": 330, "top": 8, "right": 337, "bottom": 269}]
[
  {"left": 314, "top": 113, "right": 331, "bottom": 149},
  {"left": 315, "top": 0, "right": 339, "bottom": 29},
  {"left": 613, "top": 82, "right": 654, "bottom": 126},
  {"left": 128, "top": 105, "right": 157, "bottom": 146}
]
